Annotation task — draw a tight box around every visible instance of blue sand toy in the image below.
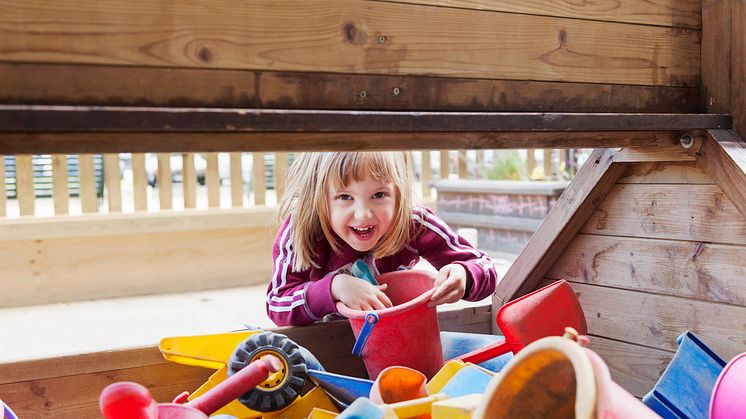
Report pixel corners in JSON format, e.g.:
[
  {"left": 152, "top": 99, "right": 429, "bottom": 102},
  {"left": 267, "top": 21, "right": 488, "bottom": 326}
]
[{"left": 643, "top": 331, "right": 726, "bottom": 418}]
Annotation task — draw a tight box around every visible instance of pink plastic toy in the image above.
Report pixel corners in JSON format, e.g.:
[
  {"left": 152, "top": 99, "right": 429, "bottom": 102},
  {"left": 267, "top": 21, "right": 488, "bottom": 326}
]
[
  {"left": 100, "top": 355, "right": 280, "bottom": 419},
  {"left": 710, "top": 352, "right": 746, "bottom": 419},
  {"left": 336, "top": 270, "right": 443, "bottom": 379}
]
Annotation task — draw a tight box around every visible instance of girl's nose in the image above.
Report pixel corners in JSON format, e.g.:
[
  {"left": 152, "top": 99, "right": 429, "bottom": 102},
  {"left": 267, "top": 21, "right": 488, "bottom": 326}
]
[{"left": 354, "top": 203, "right": 372, "bottom": 220}]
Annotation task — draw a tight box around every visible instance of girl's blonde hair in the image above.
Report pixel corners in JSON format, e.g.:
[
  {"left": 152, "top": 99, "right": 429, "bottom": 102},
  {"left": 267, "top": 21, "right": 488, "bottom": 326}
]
[{"left": 278, "top": 152, "right": 413, "bottom": 272}]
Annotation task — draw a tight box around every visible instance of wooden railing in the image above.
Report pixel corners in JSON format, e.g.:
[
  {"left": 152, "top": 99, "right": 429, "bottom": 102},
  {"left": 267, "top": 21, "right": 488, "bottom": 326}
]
[{"left": 0, "top": 150, "right": 579, "bottom": 218}]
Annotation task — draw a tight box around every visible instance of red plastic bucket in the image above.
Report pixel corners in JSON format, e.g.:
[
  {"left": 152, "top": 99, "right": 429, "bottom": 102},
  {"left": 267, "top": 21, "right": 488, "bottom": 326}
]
[{"left": 336, "top": 270, "right": 444, "bottom": 379}]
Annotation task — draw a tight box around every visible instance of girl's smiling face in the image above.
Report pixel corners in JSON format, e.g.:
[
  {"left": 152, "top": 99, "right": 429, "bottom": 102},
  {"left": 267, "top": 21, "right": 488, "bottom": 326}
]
[{"left": 327, "top": 176, "right": 396, "bottom": 253}]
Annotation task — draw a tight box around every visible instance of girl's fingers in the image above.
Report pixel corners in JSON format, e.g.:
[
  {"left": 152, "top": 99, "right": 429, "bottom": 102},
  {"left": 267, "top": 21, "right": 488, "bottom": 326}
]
[{"left": 377, "top": 291, "right": 393, "bottom": 308}]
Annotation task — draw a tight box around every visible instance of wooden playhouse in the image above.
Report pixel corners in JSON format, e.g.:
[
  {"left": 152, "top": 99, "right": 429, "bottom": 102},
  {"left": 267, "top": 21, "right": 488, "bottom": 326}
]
[{"left": 1, "top": 0, "right": 745, "bottom": 416}]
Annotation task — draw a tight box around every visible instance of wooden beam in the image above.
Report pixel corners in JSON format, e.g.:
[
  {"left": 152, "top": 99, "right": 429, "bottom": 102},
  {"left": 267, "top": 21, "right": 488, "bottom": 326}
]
[
  {"left": 697, "top": 129, "right": 746, "bottom": 217},
  {"left": 0, "top": 131, "right": 710, "bottom": 154},
  {"left": 0, "top": 64, "right": 701, "bottom": 113},
  {"left": 1, "top": 0, "right": 700, "bottom": 87},
  {"left": 492, "top": 148, "right": 627, "bottom": 313},
  {"left": 0, "top": 106, "right": 730, "bottom": 133},
  {"left": 392, "top": 0, "right": 701, "bottom": 28}
]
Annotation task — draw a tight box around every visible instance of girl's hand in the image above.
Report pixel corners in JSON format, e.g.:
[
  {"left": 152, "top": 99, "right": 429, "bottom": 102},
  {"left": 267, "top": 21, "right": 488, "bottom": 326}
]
[
  {"left": 429, "top": 264, "right": 468, "bottom": 306},
  {"left": 332, "top": 274, "right": 393, "bottom": 311}
]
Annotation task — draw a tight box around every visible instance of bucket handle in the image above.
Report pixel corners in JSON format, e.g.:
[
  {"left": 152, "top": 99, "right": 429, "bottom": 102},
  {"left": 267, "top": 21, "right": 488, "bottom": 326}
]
[{"left": 352, "top": 313, "right": 379, "bottom": 357}]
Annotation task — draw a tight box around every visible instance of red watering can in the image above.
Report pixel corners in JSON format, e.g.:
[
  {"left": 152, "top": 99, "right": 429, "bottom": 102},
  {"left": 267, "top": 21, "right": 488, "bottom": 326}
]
[
  {"left": 454, "top": 279, "right": 587, "bottom": 364},
  {"left": 100, "top": 355, "right": 280, "bottom": 419}
]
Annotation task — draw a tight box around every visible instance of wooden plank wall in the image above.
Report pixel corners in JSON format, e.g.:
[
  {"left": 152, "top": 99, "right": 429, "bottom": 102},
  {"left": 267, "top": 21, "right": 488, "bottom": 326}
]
[
  {"left": 544, "top": 162, "right": 746, "bottom": 397},
  {"left": 0, "top": 0, "right": 699, "bottom": 112},
  {"left": 0, "top": 208, "right": 276, "bottom": 307}
]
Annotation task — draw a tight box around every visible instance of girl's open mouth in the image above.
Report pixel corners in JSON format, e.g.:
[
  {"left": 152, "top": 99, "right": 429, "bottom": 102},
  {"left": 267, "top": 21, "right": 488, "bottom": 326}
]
[{"left": 350, "top": 225, "right": 375, "bottom": 238}]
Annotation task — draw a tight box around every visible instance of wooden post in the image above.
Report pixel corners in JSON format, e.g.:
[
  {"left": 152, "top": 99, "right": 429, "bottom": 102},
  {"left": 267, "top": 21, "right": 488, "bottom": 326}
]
[
  {"left": 103, "top": 154, "right": 122, "bottom": 212},
  {"left": 51, "top": 154, "right": 68, "bottom": 215},
  {"left": 15, "top": 155, "right": 34, "bottom": 216},
  {"left": 252, "top": 152, "right": 266, "bottom": 206},
  {"left": 0, "top": 156, "right": 5, "bottom": 217},
  {"left": 182, "top": 153, "right": 196, "bottom": 209},
  {"left": 205, "top": 152, "right": 220, "bottom": 208},
  {"left": 421, "top": 151, "right": 431, "bottom": 199},
  {"left": 78, "top": 154, "right": 97, "bottom": 213},
  {"left": 157, "top": 153, "right": 172, "bottom": 210},
  {"left": 440, "top": 151, "right": 449, "bottom": 179},
  {"left": 132, "top": 153, "right": 148, "bottom": 211},
  {"left": 230, "top": 152, "right": 243, "bottom": 208},
  {"left": 543, "top": 149, "right": 553, "bottom": 180},
  {"left": 274, "top": 153, "right": 288, "bottom": 201},
  {"left": 458, "top": 150, "right": 468, "bottom": 179},
  {"left": 527, "top": 149, "right": 536, "bottom": 178}
]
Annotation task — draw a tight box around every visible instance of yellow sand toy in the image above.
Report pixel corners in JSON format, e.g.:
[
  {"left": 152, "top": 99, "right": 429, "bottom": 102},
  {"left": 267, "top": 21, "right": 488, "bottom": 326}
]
[{"left": 159, "top": 329, "right": 337, "bottom": 418}]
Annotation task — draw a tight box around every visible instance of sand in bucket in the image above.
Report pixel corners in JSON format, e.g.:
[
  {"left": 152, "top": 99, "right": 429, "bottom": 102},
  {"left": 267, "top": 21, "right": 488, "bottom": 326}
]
[{"left": 336, "top": 270, "right": 444, "bottom": 379}]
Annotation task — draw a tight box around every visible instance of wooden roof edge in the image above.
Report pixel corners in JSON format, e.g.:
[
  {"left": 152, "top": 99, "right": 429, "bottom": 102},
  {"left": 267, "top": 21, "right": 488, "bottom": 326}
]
[
  {"left": 696, "top": 129, "right": 746, "bottom": 218},
  {"left": 491, "top": 139, "right": 709, "bottom": 319}
]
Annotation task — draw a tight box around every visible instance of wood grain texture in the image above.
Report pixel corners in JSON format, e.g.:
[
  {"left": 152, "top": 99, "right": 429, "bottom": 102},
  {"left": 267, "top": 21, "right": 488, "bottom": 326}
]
[
  {"left": 0, "top": 304, "right": 490, "bottom": 417},
  {"left": 701, "top": 0, "right": 732, "bottom": 113},
  {"left": 77, "top": 154, "right": 97, "bottom": 213},
  {"left": 0, "top": 226, "right": 275, "bottom": 307},
  {"left": 2, "top": 107, "right": 728, "bottom": 132},
  {"left": 14, "top": 155, "right": 34, "bottom": 216},
  {"left": 132, "top": 153, "right": 148, "bottom": 211},
  {"left": 697, "top": 129, "right": 746, "bottom": 217},
  {"left": 0, "top": 0, "right": 700, "bottom": 86},
  {"left": 493, "top": 148, "right": 627, "bottom": 308},
  {"left": 205, "top": 152, "right": 220, "bottom": 208},
  {"left": 566, "top": 281, "right": 746, "bottom": 360},
  {"left": 587, "top": 335, "right": 673, "bottom": 398},
  {"left": 51, "top": 154, "right": 68, "bottom": 215},
  {"left": 0, "top": 156, "right": 5, "bottom": 216},
  {"left": 0, "top": 207, "right": 275, "bottom": 241},
  {"left": 610, "top": 139, "right": 702, "bottom": 163},
  {"left": 252, "top": 152, "right": 266, "bottom": 206},
  {"left": 103, "top": 154, "right": 122, "bottom": 212},
  {"left": 229, "top": 152, "right": 243, "bottom": 208},
  {"left": 0, "top": 131, "right": 697, "bottom": 154},
  {"left": 390, "top": 0, "right": 701, "bottom": 28},
  {"left": 733, "top": 0, "right": 745, "bottom": 136},
  {"left": 548, "top": 233, "right": 746, "bottom": 305},
  {"left": 157, "top": 153, "right": 172, "bottom": 210},
  {"left": 0, "top": 64, "right": 700, "bottom": 113},
  {"left": 618, "top": 161, "right": 713, "bottom": 184},
  {"left": 582, "top": 183, "right": 746, "bottom": 245},
  {"left": 182, "top": 153, "right": 197, "bottom": 209}
]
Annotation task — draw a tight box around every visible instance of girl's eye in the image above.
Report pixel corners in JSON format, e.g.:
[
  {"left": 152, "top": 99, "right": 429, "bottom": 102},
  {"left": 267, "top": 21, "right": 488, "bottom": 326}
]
[
  {"left": 336, "top": 194, "right": 352, "bottom": 201},
  {"left": 372, "top": 192, "right": 389, "bottom": 199}
]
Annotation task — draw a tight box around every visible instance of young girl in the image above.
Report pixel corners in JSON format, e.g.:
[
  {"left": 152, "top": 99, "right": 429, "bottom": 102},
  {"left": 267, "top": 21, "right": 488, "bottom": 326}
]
[{"left": 266, "top": 152, "right": 497, "bottom": 326}]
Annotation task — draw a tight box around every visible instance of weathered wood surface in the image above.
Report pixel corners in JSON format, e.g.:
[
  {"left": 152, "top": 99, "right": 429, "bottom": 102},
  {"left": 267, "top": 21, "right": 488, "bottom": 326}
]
[
  {"left": 548, "top": 233, "right": 746, "bottom": 306},
  {"left": 0, "top": 64, "right": 700, "bottom": 113},
  {"left": 697, "top": 129, "right": 746, "bottom": 218},
  {"left": 566, "top": 281, "right": 746, "bottom": 361},
  {"left": 0, "top": 304, "right": 491, "bottom": 418},
  {"left": 618, "top": 161, "right": 713, "bottom": 184},
  {"left": 0, "top": 209, "right": 276, "bottom": 307},
  {"left": 586, "top": 335, "right": 673, "bottom": 399},
  {"left": 582, "top": 183, "right": 746, "bottom": 245},
  {"left": 0, "top": 107, "right": 729, "bottom": 132},
  {"left": 393, "top": 0, "right": 701, "bottom": 28},
  {"left": 0, "top": 131, "right": 701, "bottom": 154},
  {"left": 0, "top": 0, "right": 700, "bottom": 86},
  {"left": 493, "top": 148, "right": 627, "bottom": 309}
]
